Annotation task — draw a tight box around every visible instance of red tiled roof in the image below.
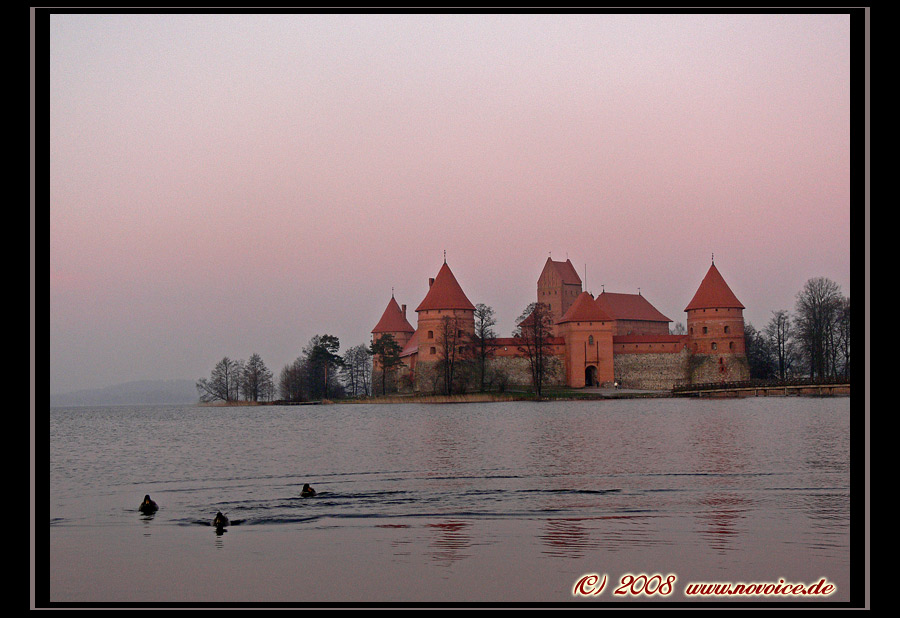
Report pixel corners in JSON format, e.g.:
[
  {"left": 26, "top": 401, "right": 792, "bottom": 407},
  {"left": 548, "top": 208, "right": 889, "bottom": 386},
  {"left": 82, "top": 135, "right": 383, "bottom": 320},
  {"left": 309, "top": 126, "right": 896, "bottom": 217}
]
[
  {"left": 400, "top": 330, "right": 419, "bottom": 357},
  {"left": 544, "top": 258, "right": 582, "bottom": 285},
  {"left": 558, "top": 291, "right": 613, "bottom": 323},
  {"left": 415, "top": 262, "right": 476, "bottom": 312},
  {"left": 596, "top": 292, "right": 671, "bottom": 323},
  {"left": 372, "top": 296, "right": 415, "bottom": 334},
  {"left": 684, "top": 263, "right": 744, "bottom": 311}
]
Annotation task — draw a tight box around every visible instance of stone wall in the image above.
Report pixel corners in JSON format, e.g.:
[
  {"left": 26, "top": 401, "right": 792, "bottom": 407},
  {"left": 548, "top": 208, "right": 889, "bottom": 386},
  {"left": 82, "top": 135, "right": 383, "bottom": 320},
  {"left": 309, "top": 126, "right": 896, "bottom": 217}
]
[
  {"left": 613, "top": 348, "right": 692, "bottom": 390},
  {"left": 688, "top": 353, "right": 750, "bottom": 384},
  {"left": 410, "top": 355, "right": 567, "bottom": 393},
  {"left": 486, "top": 355, "right": 566, "bottom": 390}
]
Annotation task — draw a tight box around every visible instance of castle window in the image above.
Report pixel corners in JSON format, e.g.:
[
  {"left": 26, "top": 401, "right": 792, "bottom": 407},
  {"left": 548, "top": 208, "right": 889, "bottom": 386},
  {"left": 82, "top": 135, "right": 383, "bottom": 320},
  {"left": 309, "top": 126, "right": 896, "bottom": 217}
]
[
  {"left": 457, "top": 330, "right": 463, "bottom": 337},
  {"left": 690, "top": 327, "right": 693, "bottom": 335},
  {"left": 588, "top": 335, "right": 594, "bottom": 345},
  {"left": 428, "top": 330, "right": 433, "bottom": 339},
  {"left": 430, "top": 347, "right": 436, "bottom": 354},
  {"left": 702, "top": 327, "right": 708, "bottom": 334},
  {"left": 729, "top": 341, "right": 734, "bottom": 350},
  {"left": 711, "top": 342, "right": 717, "bottom": 350},
  {"left": 724, "top": 325, "right": 730, "bottom": 333}
]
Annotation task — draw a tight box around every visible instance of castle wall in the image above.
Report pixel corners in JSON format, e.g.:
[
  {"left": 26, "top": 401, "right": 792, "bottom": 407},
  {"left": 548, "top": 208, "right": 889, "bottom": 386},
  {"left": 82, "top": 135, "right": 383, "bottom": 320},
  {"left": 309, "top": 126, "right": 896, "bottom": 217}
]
[
  {"left": 688, "top": 353, "right": 750, "bottom": 384},
  {"left": 613, "top": 348, "right": 692, "bottom": 390},
  {"left": 487, "top": 355, "right": 566, "bottom": 390},
  {"left": 613, "top": 335, "right": 689, "bottom": 354}
]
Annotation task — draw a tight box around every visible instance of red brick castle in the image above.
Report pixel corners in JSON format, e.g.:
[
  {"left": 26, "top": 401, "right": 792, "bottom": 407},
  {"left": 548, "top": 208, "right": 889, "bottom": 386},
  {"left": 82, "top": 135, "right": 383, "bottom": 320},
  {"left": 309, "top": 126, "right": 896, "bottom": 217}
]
[{"left": 372, "top": 256, "right": 748, "bottom": 392}]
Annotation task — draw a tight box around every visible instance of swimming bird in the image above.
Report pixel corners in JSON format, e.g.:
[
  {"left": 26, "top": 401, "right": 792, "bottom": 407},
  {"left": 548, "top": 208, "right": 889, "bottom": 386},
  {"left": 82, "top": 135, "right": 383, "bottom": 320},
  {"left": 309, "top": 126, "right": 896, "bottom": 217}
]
[
  {"left": 213, "top": 511, "right": 229, "bottom": 529},
  {"left": 301, "top": 483, "right": 317, "bottom": 498},
  {"left": 139, "top": 495, "right": 158, "bottom": 514}
]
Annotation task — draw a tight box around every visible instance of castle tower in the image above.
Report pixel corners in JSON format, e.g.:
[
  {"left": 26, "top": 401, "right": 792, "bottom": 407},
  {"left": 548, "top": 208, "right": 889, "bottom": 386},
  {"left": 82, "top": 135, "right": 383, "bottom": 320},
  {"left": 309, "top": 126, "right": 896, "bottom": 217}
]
[
  {"left": 414, "top": 261, "right": 476, "bottom": 366},
  {"left": 537, "top": 258, "right": 583, "bottom": 335},
  {"left": 371, "top": 295, "right": 415, "bottom": 384},
  {"left": 371, "top": 295, "right": 415, "bottom": 353},
  {"left": 685, "top": 259, "right": 749, "bottom": 382},
  {"left": 556, "top": 291, "right": 615, "bottom": 387}
]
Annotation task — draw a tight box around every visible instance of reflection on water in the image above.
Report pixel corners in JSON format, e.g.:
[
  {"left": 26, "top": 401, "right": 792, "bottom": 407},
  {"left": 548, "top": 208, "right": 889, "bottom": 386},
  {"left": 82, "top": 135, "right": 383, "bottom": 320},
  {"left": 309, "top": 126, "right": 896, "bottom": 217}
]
[
  {"left": 427, "top": 520, "right": 472, "bottom": 566},
  {"left": 49, "top": 398, "right": 852, "bottom": 603},
  {"left": 541, "top": 518, "right": 596, "bottom": 559},
  {"left": 695, "top": 492, "right": 752, "bottom": 553}
]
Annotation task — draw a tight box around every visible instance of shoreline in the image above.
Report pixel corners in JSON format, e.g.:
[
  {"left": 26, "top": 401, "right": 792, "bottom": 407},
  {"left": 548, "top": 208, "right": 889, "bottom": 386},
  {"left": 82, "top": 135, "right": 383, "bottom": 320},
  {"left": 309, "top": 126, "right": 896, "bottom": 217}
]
[{"left": 198, "top": 385, "right": 850, "bottom": 407}]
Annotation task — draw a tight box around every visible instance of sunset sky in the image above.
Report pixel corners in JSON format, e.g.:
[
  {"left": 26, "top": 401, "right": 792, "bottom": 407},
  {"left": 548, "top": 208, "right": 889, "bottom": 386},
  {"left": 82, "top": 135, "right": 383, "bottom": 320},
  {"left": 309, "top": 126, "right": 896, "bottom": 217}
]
[{"left": 48, "top": 12, "right": 856, "bottom": 395}]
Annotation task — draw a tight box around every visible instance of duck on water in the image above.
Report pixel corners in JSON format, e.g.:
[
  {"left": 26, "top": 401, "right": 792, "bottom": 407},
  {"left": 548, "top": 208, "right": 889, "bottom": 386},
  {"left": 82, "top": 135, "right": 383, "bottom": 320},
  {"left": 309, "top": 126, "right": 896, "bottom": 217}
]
[{"left": 139, "top": 495, "right": 158, "bottom": 514}]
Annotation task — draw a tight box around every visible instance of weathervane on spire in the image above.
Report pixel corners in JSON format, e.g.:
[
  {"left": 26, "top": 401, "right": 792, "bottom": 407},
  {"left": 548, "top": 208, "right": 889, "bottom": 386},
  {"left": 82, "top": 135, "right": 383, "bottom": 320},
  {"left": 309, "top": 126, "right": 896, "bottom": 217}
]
[
  {"left": 443, "top": 250, "right": 446, "bottom": 264},
  {"left": 391, "top": 286, "right": 394, "bottom": 298},
  {"left": 711, "top": 252, "right": 715, "bottom": 265}
]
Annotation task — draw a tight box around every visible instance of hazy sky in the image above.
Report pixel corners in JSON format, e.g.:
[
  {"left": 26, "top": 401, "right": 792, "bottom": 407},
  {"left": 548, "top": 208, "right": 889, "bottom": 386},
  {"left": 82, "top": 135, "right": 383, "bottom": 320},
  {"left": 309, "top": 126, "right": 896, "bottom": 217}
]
[{"left": 49, "top": 13, "right": 854, "bottom": 394}]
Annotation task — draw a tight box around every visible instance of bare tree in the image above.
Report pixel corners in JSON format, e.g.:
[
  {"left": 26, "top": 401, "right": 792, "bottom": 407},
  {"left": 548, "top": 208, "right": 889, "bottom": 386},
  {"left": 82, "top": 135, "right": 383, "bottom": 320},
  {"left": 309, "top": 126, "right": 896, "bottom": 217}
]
[
  {"left": 473, "top": 303, "right": 499, "bottom": 391},
  {"left": 278, "top": 357, "right": 308, "bottom": 402},
  {"left": 513, "top": 302, "right": 557, "bottom": 399},
  {"left": 197, "top": 357, "right": 240, "bottom": 403},
  {"left": 435, "top": 314, "right": 471, "bottom": 395},
  {"left": 342, "top": 344, "right": 372, "bottom": 397},
  {"left": 744, "top": 323, "right": 776, "bottom": 380},
  {"left": 765, "top": 310, "right": 797, "bottom": 380},
  {"left": 835, "top": 297, "right": 851, "bottom": 379},
  {"left": 795, "top": 277, "right": 843, "bottom": 379}
]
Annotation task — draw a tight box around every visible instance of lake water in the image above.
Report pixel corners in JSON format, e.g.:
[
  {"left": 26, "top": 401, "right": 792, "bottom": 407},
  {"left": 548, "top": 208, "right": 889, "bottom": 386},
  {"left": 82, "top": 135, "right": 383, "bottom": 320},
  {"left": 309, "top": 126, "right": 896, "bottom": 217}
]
[{"left": 45, "top": 397, "right": 855, "bottom": 606}]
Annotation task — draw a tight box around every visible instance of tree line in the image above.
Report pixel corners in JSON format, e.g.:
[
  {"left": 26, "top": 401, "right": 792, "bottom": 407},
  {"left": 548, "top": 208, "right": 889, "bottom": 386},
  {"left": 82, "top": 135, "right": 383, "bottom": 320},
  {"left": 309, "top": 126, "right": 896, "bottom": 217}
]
[
  {"left": 743, "top": 277, "right": 851, "bottom": 381},
  {"left": 197, "top": 336, "right": 373, "bottom": 404}
]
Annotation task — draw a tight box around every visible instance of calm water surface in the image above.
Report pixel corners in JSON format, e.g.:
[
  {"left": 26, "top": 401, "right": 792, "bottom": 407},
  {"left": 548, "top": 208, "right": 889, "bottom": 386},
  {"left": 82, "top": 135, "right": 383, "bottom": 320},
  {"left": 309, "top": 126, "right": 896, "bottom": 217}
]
[{"left": 48, "top": 397, "right": 851, "bottom": 604}]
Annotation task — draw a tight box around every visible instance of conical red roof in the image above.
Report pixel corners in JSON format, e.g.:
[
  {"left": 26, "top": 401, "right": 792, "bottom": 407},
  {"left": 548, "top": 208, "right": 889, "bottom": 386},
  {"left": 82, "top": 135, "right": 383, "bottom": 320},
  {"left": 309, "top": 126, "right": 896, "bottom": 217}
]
[
  {"left": 415, "top": 262, "right": 476, "bottom": 312},
  {"left": 372, "top": 296, "right": 415, "bottom": 334},
  {"left": 684, "top": 263, "right": 744, "bottom": 311},
  {"left": 558, "top": 291, "right": 613, "bottom": 323}
]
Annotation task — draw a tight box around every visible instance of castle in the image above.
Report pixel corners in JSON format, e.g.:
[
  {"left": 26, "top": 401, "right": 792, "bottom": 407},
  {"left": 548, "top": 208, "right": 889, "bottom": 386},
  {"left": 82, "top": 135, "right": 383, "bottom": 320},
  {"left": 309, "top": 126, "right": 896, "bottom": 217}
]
[{"left": 371, "top": 257, "right": 749, "bottom": 393}]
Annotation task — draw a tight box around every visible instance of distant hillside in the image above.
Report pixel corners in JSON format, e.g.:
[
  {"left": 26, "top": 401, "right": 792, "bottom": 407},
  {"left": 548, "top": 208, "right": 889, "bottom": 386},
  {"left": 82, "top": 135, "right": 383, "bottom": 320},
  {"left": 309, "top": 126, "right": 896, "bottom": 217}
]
[{"left": 50, "top": 379, "right": 199, "bottom": 407}]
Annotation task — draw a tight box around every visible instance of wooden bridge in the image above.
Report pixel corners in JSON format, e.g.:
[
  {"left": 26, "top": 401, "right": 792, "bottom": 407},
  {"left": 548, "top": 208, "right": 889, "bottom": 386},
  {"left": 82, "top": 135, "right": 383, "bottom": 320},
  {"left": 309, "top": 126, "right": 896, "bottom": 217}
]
[{"left": 672, "top": 378, "right": 851, "bottom": 398}]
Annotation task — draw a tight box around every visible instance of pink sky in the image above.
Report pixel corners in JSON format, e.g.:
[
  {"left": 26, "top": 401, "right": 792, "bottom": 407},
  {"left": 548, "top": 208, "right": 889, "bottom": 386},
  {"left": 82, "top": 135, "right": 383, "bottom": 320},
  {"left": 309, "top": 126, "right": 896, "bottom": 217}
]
[{"left": 49, "top": 13, "right": 855, "bottom": 394}]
